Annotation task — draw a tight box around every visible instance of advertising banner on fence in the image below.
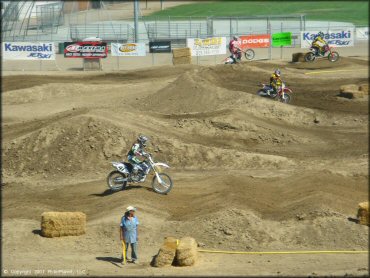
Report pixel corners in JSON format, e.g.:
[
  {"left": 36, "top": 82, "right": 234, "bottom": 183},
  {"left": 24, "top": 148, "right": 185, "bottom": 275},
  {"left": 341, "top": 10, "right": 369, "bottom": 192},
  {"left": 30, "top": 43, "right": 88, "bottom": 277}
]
[
  {"left": 64, "top": 41, "right": 108, "bottom": 58},
  {"left": 149, "top": 41, "right": 171, "bottom": 53},
  {"left": 111, "top": 43, "right": 146, "bottom": 56},
  {"left": 2, "top": 42, "right": 55, "bottom": 60},
  {"left": 240, "top": 34, "right": 271, "bottom": 48},
  {"left": 187, "top": 37, "right": 227, "bottom": 56},
  {"left": 272, "top": 32, "right": 292, "bottom": 47},
  {"left": 356, "top": 27, "right": 368, "bottom": 40},
  {"left": 300, "top": 29, "right": 354, "bottom": 48}
]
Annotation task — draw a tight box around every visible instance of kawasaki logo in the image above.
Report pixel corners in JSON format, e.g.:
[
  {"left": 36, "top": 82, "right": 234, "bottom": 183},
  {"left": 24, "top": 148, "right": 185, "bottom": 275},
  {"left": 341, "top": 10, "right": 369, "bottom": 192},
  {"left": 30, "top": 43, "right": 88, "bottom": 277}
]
[
  {"left": 303, "top": 31, "right": 351, "bottom": 40},
  {"left": 66, "top": 44, "right": 106, "bottom": 52},
  {"left": 4, "top": 43, "right": 53, "bottom": 52}
]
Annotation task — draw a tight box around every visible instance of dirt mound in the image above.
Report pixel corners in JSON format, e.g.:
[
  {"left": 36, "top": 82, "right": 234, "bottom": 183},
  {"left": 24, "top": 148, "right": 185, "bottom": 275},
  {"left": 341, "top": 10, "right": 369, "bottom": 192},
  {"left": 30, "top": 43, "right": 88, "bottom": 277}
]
[
  {"left": 141, "top": 68, "right": 245, "bottom": 113},
  {"left": 288, "top": 56, "right": 368, "bottom": 70},
  {"left": 166, "top": 208, "right": 368, "bottom": 251}
]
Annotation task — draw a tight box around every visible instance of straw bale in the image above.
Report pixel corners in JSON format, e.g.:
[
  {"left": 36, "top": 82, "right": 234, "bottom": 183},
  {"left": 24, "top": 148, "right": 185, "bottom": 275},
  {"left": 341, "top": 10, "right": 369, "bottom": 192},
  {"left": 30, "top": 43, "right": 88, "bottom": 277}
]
[
  {"left": 357, "top": 202, "right": 369, "bottom": 226},
  {"left": 359, "top": 84, "right": 368, "bottom": 95},
  {"left": 172, "top": 48, "right": 191, "bottom": 58},
  {"left": 152, "top": 237, "right": 178, "bottom": 267},
  {"left": 41, "top": 212, "right": 86, "bottom": 238},
  {"left": 339, "top": 85, "right": 363, "bottom": 99},
  {"left": 292, "top": 53, "right": 305, "bottom": 62},
  {"left": 175, "top": 237, "right": 198, "bottom": 266},
  {"left": 173, "top": 56, "right": 192, "bottom": 65}
]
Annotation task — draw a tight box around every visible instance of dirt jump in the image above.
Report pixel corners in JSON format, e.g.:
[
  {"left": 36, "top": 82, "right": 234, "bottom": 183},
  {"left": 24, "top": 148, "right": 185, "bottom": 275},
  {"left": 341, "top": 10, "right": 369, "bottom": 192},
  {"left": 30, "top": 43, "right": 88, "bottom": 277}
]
[{"left": 2, "top": 57, "right": 369, "bottom": 276}]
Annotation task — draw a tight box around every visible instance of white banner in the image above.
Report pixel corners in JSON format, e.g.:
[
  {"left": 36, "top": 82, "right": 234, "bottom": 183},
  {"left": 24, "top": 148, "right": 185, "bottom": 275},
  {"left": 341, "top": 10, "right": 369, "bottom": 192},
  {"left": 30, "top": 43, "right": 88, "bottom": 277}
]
[
  {"left": 187, "top": 37, "right": 227, "bottom": 56},
  {"left": 356, "top": 27, "right": 369, "bottom": 40},
  {"left": 300, "top": 29, "right": 354, "bottom": 48},
  {"left": 2, "top": 42, "right": 55, "bottom": 60},
  {"left": 111, "top": 43, "right": 146, "bottom": 56}
]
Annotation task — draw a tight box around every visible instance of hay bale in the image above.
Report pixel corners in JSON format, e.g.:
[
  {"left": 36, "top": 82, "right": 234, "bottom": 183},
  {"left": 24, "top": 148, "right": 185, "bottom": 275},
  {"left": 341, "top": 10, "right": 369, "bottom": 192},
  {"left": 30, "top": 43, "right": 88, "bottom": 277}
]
[
  {"left": 173, "top": 56, "right": 192, "bottom": 65},
  {"left": 340, "top": 84, "right": 359, "bottom": 93},
  {"left": 339, "top": 85, "right": 363, "bottom": 99},
  {"left": 357, "top": 202, "right": 369, "bottom": 226},
  {"left": 359, "top": 84, "right": 368, "bottom": 95},
  {"left": 292, "top": 52, "right": 305, "bottom": 62},
  {"left": 172, "top": 48, "right": 191, "bottom": 58},
  {"left": 83, "top": 59, "right": 102, "bottom": 71},
  {"left": 152, "top": 237, "right": 178, "bottom": 267},
  {"left": 41, "top": 212, "right": 86, "bottom": 238},
  {"left": 175, "top": 237, "right": 198, "bottom": 266}
]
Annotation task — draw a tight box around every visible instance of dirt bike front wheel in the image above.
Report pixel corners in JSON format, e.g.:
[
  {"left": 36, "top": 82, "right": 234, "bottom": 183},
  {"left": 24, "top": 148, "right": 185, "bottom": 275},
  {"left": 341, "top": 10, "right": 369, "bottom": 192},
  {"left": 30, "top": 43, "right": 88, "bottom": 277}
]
[
  {"left": 304, "top": 52, "right": 315, "bottom": 62},
  {"left": 244, "top": 49, "right": 255, "bottom": 60},
  {"left": 107, "top": 171, "right": 127, "bottom": 191},
  {"left": 152, "top": 173, "right": 173, "bottom": 195},
  {"left": 328, "top": 51, "right": 339, "bottom": 62},
  {"left": 279, "top": 93, "right": 291, "bottom": 104}
]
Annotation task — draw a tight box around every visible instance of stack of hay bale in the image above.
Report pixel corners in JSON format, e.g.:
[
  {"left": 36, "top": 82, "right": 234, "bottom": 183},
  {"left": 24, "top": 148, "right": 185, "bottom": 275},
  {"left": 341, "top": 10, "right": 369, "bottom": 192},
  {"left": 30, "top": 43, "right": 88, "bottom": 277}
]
[
  {"left": 41, "top": 212, "right": 86, "bottom": 238},
  {"left": 83, "top": 59, "right": 102, "bottom": 71},
  {"left": 339, "top": 84, "right": 369, "bottom": 99},
  {"left": 152, "top": 236, "right": 198, "bottom": 267},
  {"left": 357, "top": 202, "right": 369, "bottom": 226},
  {"left": 291, "top": 52, "right": 306, "bottom": 62},
  {"left": 172, "top": 48, "right": 192, "bottom": 65},
  {"left": 152, "top": 237, "right": 178, "bottom": 267}
]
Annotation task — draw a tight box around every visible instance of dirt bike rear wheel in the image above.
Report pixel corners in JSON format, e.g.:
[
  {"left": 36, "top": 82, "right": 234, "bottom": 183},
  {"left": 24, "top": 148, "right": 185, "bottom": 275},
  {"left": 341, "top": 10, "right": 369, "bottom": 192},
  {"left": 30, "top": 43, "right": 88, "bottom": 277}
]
[
  {"left": 304, "top": 52, "right": 315, "bottom": 62},
  {"left": 107, "top": 170, "right": 127, "bottom": 191},
  {"left": 328, "top": 51, "right": 339, "bottom": 62},
  {"left": 152, "top": 173, "right": 173, "bottom": 195},
  {"left": 244, "top": 49, "right": 255, "bottom": 60}
]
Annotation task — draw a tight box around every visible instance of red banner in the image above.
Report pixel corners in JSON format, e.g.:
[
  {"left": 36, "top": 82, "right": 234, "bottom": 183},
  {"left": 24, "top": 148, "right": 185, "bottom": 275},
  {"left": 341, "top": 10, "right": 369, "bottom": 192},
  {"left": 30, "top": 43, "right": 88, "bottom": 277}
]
[
  {"left": 64, "top": 41, "right": 108, "bottom": 58},
  {"left": 240, "top": 35, "right": 271, "bottom": 48}
]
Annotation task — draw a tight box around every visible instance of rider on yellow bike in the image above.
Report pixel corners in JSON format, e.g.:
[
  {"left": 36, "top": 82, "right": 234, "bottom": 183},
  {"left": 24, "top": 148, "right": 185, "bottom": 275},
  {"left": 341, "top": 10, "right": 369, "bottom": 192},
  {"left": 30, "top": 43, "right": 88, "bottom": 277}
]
[{"left": 312, "top": 31, "right": 327, "bottom": 56}]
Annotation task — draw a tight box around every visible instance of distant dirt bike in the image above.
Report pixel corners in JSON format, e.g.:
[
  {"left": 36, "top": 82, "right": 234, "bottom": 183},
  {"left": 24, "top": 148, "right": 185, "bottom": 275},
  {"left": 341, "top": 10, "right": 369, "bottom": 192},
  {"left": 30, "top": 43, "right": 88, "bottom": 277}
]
[
  {"left": 257, "top": 82, "right": 293, "bottom": 104},
  {"left": 304, "top": 44, "right": 339, "bottom": 62},
  {"left": 107, "top": 153, "right": 173, "bottom": 194},
  {"left": 224, "top": 48, "right": 255, "bottom": 64}
]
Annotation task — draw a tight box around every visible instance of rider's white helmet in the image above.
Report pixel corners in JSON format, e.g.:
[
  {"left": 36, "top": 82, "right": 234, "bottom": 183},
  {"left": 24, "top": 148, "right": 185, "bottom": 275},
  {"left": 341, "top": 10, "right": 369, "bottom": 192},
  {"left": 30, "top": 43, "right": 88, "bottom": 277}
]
[{"left": 137, "top": 135, "right": 148, "bottom": 147}]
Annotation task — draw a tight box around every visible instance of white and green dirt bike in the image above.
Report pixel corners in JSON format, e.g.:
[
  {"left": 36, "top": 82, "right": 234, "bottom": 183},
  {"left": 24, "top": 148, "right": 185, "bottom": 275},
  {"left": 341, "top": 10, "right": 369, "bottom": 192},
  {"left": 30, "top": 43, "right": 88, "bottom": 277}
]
[{"left": 107, "top": 153, "right": 173, "bottom": 194}]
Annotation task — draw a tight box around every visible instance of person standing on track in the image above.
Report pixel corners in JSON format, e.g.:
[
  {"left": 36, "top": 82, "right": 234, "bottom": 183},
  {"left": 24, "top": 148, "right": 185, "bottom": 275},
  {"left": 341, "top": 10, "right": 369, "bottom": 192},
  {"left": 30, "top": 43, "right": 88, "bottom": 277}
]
[{"left": 120, "top": 206, "right": 139, "bottom": 264}]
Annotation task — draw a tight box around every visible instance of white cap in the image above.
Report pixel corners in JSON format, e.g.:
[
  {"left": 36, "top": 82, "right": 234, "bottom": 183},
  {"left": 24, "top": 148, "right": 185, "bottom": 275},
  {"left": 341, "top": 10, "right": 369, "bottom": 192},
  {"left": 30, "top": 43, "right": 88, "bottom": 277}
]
[{"left": 126, "top": 206, "right": 136, "bottom": 212}]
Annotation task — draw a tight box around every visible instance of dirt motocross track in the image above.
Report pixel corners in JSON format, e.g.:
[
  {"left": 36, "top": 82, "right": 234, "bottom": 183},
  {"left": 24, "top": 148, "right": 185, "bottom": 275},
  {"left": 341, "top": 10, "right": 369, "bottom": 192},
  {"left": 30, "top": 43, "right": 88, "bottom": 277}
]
[{"left": 2, "top": 58, "right": 369, "bottom": 276}]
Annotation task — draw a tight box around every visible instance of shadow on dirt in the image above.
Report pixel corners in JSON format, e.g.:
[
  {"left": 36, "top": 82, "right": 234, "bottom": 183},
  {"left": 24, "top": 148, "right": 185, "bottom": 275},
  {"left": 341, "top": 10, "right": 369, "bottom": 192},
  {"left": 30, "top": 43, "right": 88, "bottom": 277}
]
[
  {"left": 32, "top": 229, "right": 42, "bottom": 236},
  {"left": 90, "top": 185, "right": 144, "bottom": 197},
  {"left": 347, "top": 217, "right": 359, "bottom": 224},
  {"left": 96, "top": 256, "right": 123, "bottom": 268}
]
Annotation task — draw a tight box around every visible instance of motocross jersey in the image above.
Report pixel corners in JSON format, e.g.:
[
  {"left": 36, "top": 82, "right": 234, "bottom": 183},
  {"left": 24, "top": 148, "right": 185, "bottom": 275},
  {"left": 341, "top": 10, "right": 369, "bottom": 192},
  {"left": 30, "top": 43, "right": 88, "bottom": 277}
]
[
  {"left": 270, "top": 73, "right": 282, "bottom": 89},
  {"left": 229, "top": 40, "right": 241, "bottom": 53},
  {"left": 312, "top": 35, "right": 326, "bottom": 47},
  {"left": 127, "top": 143, "right": 145, "bottom": 164}
]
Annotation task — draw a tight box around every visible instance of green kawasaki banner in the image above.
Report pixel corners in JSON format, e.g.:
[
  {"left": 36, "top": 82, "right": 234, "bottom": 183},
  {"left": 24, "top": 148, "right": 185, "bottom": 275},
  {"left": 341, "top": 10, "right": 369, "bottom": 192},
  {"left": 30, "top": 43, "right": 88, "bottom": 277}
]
[{"left": 272, "top": 32, "right": 292, "bottom": 47}]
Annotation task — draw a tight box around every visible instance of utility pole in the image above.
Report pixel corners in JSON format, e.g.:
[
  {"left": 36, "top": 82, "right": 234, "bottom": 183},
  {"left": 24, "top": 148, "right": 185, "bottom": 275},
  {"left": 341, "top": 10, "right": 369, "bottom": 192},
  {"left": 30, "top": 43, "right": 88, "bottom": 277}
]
[
  {"left": 134, "top": 0, "right": 139, "bottom": 42},
  {"left": 160, "top": 0, "right": 163, "bottom": 10}
]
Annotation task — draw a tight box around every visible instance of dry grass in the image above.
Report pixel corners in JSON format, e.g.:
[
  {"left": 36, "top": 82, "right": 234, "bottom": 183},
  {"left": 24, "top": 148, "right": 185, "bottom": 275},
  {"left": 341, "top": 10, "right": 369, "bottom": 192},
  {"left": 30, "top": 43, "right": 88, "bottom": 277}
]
[{"left": 41, "top": 212, "right": 86, "bottom": 238}]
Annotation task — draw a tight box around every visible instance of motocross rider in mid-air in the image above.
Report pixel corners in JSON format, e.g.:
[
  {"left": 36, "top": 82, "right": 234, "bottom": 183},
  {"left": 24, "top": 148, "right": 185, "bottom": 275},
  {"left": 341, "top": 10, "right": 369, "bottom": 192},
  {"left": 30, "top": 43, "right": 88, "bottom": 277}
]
[
  {"left": 268, "top": 69, "right": 283, "bottom": 96},
  {"left": 312, "top": 31, "right": 327, "bottom": 56},
  {"left": 228, "top": 35, "right": 242, "bottom": 63},
  {"left": 127, "top": 135, "right": 150, "bottom": 182}
]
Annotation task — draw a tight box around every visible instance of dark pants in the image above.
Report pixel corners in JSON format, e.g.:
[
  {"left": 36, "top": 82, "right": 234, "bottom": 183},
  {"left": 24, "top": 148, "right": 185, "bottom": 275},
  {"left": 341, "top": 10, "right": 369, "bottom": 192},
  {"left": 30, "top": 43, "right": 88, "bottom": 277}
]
[{"left": 124, "top": 242, "right": 138, "bottom": 261}]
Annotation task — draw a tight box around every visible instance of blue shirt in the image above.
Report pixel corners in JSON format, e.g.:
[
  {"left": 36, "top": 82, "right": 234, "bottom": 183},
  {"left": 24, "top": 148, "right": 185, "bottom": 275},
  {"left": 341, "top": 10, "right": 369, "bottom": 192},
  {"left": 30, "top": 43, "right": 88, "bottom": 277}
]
[{"left": 120, "top": 215, "right": 139, "bottom": 243}]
